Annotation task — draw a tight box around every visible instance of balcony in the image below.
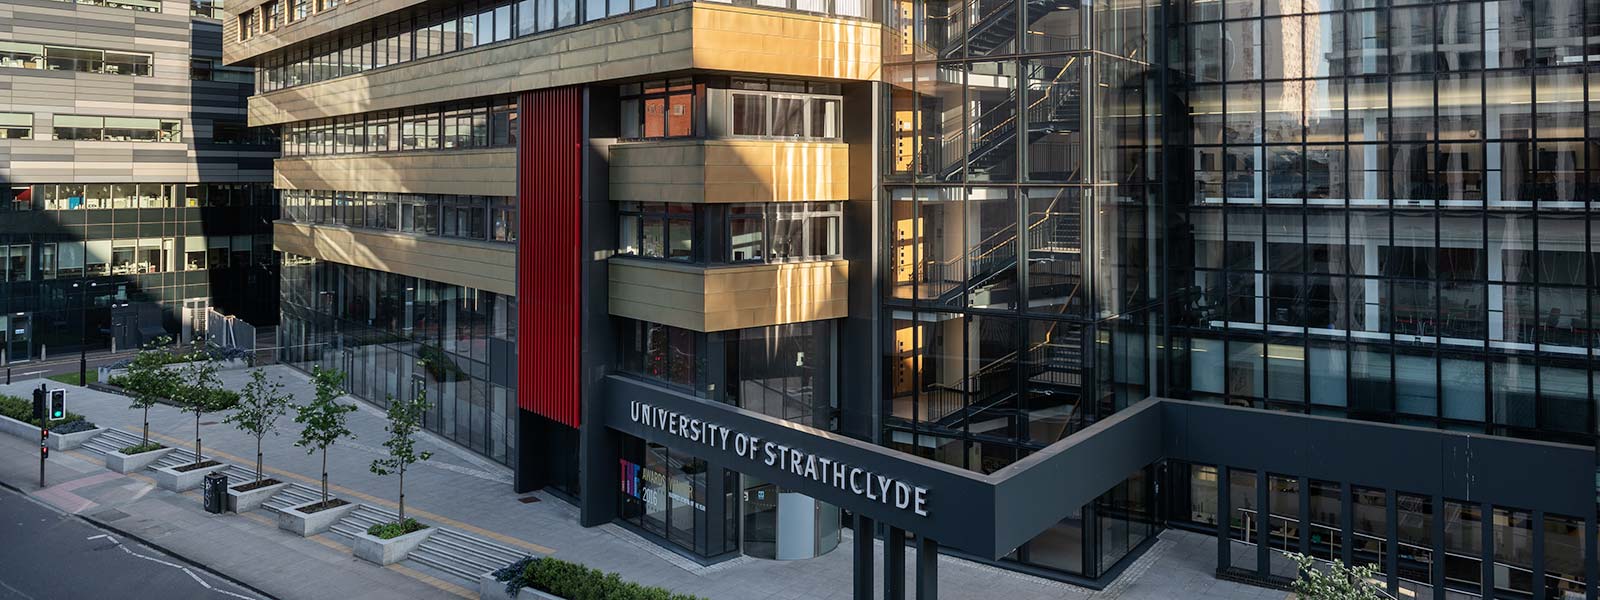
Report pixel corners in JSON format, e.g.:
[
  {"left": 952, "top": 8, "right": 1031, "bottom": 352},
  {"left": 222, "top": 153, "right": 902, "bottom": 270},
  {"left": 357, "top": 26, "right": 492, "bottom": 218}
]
[
  {"left": 608, "top": 256, "right": 847, "bottom": 331},
  {"left": 610, "top": 139, "right": 848, "bottom": 204}
]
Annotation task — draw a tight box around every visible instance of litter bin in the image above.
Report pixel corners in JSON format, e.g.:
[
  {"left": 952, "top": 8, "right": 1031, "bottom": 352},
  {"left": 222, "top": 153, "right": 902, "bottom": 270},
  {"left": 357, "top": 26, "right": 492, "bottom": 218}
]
[{"left": 203, "top": 471, "right": 228, "bottom": 514}]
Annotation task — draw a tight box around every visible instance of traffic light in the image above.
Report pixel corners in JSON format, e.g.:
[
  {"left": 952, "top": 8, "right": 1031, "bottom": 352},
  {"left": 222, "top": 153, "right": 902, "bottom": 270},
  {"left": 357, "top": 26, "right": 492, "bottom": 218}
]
[
  {"left": 31, "top": 386, "right": 44, "bottom": 422},
  {"left": 48, "top": 389, "right": 65, "bottom": 422}
]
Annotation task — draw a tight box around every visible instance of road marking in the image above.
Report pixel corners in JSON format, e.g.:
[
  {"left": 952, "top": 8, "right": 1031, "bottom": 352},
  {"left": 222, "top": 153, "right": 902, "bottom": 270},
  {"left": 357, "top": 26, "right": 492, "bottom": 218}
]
[
  {"left": 94, "top": 533, "right": 258, "bottom": 600},
  {"left": 142, "top": 429, "right": 555, "bottom": 555},
  {"left": 0, "top": 577, "right": 39, "bottom": 600}
]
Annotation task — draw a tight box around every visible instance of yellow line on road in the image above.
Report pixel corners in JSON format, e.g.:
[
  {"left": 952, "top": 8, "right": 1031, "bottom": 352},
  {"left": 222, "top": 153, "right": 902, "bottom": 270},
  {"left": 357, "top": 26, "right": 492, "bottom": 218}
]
[{"left": 142, "top": 430, "right": 555, "bottom": 555}]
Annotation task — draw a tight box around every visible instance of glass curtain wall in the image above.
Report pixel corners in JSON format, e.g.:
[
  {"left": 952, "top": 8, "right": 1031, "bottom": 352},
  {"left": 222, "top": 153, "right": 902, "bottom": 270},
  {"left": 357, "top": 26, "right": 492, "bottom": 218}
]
[
  {"left": 279, "top": 253, "right": 517, "bottom": 465},
  {"left": 1169, "top": 0, "right": 1600, "bottom": 446},
  {"left": 882, "top": 0, "right": 1161, "bottom": 579}
]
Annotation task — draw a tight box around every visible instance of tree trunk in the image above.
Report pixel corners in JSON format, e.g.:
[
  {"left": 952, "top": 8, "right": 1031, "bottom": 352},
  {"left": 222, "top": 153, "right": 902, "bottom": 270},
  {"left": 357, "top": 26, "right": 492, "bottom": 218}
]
[
  {"left": 194, "top": 411, "right": 202, "bottom": 466},
  {"left": 398, "top": 467, "right": 405, "bottom": 522},
  {"left": 141, "top": 407, "right": 150, "bottom": 448},
  {"left": 320, "top": 449, "right": 329, "bottom": 506},
  {"left": 255, "top": 437, "right": 263, "bottom": 483}
]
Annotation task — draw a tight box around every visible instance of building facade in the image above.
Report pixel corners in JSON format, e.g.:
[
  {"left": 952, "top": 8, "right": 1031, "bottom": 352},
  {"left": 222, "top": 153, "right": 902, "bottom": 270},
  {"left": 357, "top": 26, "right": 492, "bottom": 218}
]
[
  {"left": 0, "top": 0, "right": 278, "bottom": 362},
  {"left": 225, "top": 0, "right": 1599, "bottom": 597}
]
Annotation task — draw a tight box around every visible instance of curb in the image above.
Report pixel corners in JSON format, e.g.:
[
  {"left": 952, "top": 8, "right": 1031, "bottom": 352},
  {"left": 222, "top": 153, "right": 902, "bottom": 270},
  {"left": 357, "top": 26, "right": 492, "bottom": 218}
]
[{"left": 0, "top": 475, "right": 280, "bottom": 600}]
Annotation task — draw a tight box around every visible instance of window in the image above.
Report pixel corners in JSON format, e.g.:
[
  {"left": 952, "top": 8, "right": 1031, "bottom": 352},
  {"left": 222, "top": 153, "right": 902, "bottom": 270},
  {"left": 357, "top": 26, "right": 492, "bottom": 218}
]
[
  {"left": 282, "top": 96, "right": 516, "bottom": 156},
  {"left": 192, "top": 0, "right": 223, "bottom": 18},
  {"left": 291, "top": 0, "right": 310, "bottom": 21},
  {"left": 0, "top": 43, "right": 152, "bottom": 77},
  {"left": 0, "top": 42, "right": 45, "bottom": 70},
  {"left": 491, "top": 197, "right": 518, "bottom": 242},
  {"left": 728, "top": 90, "right": 841, "bottom": 139},
  {"left": 2, "top": 246, "right": 28, "bottom": 282},
  {"left": 617, "top": 202, "right": 697, "bottom": 261},
  {"left": 263, "top": 0, "right": 283, "bottom": 31},
  {"left": 725, "top": 203, "right": 843, "bottom": 263},
  {"left": 279, "top": 190, "right": 513, "bottom": 242},
  {"left": 0, "top": 113, "right": 32, "bottom": 140},
  {"left": 620, "top": 79, "right": 697, "bottom": 139},
  {"left": 53, "top": 115, "right": 180, "bottom": 142},
  {"left": 617, "top": 319, "right": 704, "bottom": 392},
  {"left": 190, "top": 59, "right": 213, "bottom": 80},
  {"left": 240, "top": 11, "right": 257, "bottom": 40},
  {"left": 8, "top": 187, "right": 33, "bottom": 212},
  {"left": 43, "top": 0, "right": 160, "bottom": 11}
]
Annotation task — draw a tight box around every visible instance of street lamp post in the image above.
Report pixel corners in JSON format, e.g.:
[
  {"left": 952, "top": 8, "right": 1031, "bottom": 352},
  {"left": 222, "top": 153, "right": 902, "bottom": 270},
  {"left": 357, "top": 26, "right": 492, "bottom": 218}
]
[{"left": 74, "top": 282, "right": 95, "bottom": 385}]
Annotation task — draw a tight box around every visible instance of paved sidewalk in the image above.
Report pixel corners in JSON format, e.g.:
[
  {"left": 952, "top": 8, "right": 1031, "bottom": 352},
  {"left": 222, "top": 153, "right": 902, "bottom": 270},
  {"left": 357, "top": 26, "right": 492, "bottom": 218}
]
[
  {"left": 0, "top": 428, "right": 463, "bottom": 600},
  {"left": 0, "top": 368, "right": 1289, "bottom": 600}
]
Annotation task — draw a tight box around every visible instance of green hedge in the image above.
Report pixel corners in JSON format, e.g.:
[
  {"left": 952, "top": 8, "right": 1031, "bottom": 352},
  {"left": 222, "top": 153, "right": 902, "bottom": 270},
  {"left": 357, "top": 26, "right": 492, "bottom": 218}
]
[
  {"left": 494, "top": 556, "right": 706, "bottom": 600},
  {"left": 0, "top": 394, "right": 93, "bottom": 429}
]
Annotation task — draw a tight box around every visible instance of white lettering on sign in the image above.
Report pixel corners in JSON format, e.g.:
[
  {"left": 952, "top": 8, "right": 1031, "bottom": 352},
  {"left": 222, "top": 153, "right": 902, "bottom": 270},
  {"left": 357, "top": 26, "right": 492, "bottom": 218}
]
[{"left": 629, "top": 400, "right": 932, "bottom": 517}]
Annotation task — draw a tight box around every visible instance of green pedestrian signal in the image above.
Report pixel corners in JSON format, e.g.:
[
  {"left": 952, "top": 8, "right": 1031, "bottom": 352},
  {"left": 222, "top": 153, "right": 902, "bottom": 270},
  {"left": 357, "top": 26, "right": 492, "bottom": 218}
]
[{"left": 48, "top": 389, "right": 65, "bottom": 422}]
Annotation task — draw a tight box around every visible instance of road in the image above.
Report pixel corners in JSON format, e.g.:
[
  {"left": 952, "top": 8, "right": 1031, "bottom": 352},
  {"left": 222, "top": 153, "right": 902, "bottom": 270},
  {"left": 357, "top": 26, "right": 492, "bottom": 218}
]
[
  {"left": 0, "top": 484, "right": 266, "bottom": 600},
  {"left": 2, "top": 348, "right": 135, "bottom": 384}
]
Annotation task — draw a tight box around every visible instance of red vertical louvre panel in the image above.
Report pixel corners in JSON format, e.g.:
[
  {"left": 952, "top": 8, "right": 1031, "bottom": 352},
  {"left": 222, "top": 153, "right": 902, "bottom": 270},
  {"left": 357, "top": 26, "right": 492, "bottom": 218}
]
[{"left": 517, "top": 86, "right": 583, "bottom": 427}]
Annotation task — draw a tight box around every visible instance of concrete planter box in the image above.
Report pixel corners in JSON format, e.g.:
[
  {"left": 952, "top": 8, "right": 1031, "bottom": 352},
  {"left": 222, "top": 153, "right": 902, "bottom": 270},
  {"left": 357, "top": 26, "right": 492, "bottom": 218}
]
[
  {"left": 353, "top": 526, "right": 435, "bottom": 566},
  {"left": 46, "top": 426, "right": 105, "bottom": 451},
  {"left": 277, "top": 498, "right": 356, "bottom": 537},
  {"left": 226, "top": 481, "right": 288, "bottom": 513},
  {"left": 0, "top": 414, "right": 39, "bottom": 441},
  {"left": 152, "top": 461, "right": 228, "bottom": 492},
  {"left": 478, "top": 573, "right": 560, "bottom": 600},
  {"left": 0, "top": 414, "right": 103, "bottom": 451},
  {"left": 107, "top": 446, "right": 173, "bottom": 473}
]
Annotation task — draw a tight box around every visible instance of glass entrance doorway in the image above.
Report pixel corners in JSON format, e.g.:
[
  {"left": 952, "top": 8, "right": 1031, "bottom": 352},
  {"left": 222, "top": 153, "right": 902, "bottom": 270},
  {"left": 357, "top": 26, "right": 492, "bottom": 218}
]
[
  {"left": 2, "top": 313, "right": 31, "bottom": 363},
  {"left": 740, "top": 475, "right": 841, "bottom": 560}
]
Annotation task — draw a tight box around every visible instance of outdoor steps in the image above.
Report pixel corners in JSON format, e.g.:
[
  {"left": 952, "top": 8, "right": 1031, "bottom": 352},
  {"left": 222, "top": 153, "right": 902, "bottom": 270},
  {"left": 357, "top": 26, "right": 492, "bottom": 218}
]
[
  {"left": 79, "top": 428, "right": 146, "bottom": 456},
  {"left": 77, "top": 428, "right": 530, "bottom": 585},
  {"left": 324, "top": 502, "right": 528, "bottom": 583},
  {"left": 260, "top": 483, "right": 321, "bottom": 514}
]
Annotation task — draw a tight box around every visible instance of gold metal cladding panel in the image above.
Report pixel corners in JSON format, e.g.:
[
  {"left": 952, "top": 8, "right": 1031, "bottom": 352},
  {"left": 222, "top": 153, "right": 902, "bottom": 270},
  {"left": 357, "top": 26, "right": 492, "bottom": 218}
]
[
  {"left": 274, "top": 149, "right": 517, "bottom": 196},
  {"left": 245, "top": 4, "right": 881, "bottom": 126},
  {"left": 273, "top": 222, "right": 515, "bottom": 295},
  {"left": 607, "top": 258, "right": 848, "bottom": 332},
  {"left": 610, "top": 140, "right": 849, "bottom": 203}
]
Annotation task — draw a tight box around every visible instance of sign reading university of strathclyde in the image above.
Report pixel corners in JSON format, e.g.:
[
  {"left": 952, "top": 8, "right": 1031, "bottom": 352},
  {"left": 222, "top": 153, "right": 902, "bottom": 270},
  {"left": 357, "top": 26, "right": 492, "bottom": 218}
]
[{"left": 630, "top": 400, "right": 931, "bottom": 517}]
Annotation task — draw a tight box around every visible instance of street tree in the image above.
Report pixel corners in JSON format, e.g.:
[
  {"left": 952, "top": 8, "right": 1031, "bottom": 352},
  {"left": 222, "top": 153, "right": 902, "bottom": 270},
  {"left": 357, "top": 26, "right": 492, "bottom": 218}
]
[
  {"left": 370, "top": 389, "right": 433, "bottom": 522},
  {"left": 224, "top": 369, "right": 293, "bottom": 484},
  {"left": 119, "top": 336, "right": 179, "bottom": 450},
  {"left": 1286, "top": 553, "right": 1389, "bottom": 600},
  {"left": 174, "top": 350, "right": 235, "bottom": 465},
  {"left": 294, "top": 366, "right": 357, "bottom": 506}
]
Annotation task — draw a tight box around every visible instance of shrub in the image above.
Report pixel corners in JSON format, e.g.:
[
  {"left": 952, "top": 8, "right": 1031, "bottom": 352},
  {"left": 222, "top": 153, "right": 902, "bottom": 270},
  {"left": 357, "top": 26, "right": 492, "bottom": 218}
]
[
  {"left": 120, "top": 441, "right": 166, "bottom": 454},
  {"left": 493, "top": 556, "right": 705, "bottom": 600},
  {"left": 365, "top": 517, "right": 428, "bottom": 540},
  {"left": 0, "top": 394, "right": 93, "bottom": 429}
]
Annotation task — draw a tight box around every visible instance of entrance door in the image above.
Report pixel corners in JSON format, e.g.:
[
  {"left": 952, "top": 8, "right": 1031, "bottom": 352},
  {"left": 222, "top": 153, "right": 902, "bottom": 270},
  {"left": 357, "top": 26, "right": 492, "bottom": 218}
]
[
  {"left": 181, "top": 299, "right": 208, "bottom": 345},
  {"left": 8, "top": 313, "right": 31, "bottom": 363}
]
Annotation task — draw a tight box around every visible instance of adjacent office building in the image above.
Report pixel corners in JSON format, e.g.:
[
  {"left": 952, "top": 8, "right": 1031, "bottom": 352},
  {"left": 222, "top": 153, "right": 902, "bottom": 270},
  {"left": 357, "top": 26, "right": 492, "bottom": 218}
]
[
  {"left": 0, "top": 0, "right": 278, "bottom": 361},
  {"left": 225, "top": 0, "right": 1599, "bottom": 597}
]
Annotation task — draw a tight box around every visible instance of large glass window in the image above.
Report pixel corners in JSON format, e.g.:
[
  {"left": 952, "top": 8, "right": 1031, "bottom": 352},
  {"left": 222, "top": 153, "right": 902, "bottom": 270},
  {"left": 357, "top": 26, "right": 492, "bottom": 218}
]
[
  {"left": 621, "top": 79, "right": 697, "bottom": 140},
  {"left": 283, "top": 96, "right": 516, "bottom": 156},
  {"left": 279, "top": 190, "right": 512, "bottom": 243},
  {"left": 617, "top": 202, "right": 697, "bottom": 261},
  {"left": 724, "top": 203, "right": 843, "bottom": 263},
  {"left": 0, "top": 42, "right": 152, "bottom": 76}
]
